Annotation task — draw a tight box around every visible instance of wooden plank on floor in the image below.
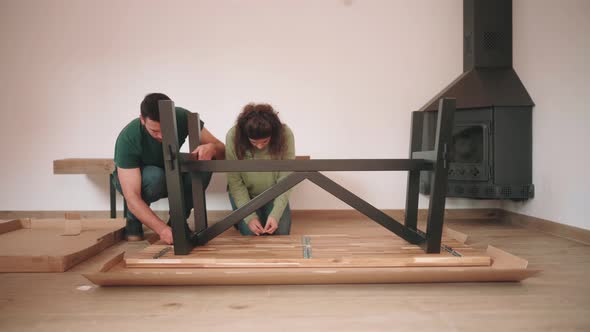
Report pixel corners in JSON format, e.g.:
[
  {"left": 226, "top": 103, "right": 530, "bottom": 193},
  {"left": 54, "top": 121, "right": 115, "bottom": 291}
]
[{"left": 124, "top": 234, "right": 492, "bottom": 268}]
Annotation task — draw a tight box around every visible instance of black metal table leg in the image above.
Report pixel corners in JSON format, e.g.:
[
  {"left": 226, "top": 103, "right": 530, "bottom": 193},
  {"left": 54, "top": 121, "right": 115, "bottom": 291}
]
[
  {"left": 160, "top": 100, "right": 193, "bottom": 255},
  {"left": 188, "top": 112, "right": 208, "bottom": 233},
  {"left": 404, "top": 111, "right": 424, "bottom": 231},
  {"left": 425, "top": 98, "right": 455, "bottom": 253}
]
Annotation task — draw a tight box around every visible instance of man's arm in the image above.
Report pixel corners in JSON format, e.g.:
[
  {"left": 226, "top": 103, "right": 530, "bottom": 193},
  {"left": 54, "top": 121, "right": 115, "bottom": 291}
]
[
  {"left": 190, "top": 128, "right": 226, "bottom": 160},
  {"left": 117, "top": 167, "right": 173, "bottom": 244}
]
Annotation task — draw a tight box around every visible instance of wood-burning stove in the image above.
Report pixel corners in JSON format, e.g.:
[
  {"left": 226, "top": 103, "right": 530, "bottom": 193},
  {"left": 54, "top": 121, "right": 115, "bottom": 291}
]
[{"left": 418, "top": 0, "right": 534, "bottom": 200}]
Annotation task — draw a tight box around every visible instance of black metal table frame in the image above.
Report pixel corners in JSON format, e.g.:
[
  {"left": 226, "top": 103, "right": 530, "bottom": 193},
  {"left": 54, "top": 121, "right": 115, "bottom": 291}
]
[{"left": 159, "top": 98, "right": 455, "bottom": 255}]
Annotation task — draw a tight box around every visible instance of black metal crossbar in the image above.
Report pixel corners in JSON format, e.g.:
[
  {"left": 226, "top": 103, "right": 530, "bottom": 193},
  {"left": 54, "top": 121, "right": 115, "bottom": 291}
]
[
  {"left": 159, "top": 98, "right": 455, "bottom": 255},
  {"left": 179, "top": 159, "right": 434, "bottom": 173}
]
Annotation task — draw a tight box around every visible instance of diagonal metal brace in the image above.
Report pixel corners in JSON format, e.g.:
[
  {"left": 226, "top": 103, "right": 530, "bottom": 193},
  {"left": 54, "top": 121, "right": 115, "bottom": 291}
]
[
  {"left": 193, "top": 171, "right": 311, "bottom": 245},
  {"left": 305, "top": 171, "right": 425, "bottom": 244}
]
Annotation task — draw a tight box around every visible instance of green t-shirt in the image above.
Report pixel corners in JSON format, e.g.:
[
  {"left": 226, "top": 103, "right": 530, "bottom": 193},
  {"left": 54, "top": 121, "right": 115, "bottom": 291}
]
[{"left": 114, "top": 107, "right": 203, "bottom": 170}]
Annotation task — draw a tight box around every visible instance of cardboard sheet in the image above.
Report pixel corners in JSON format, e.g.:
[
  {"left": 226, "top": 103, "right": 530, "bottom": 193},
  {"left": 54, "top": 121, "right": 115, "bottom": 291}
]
[
  {"left": 84, "top": 228, "right": 540, "bottom": 285},
  {"left": 0, "top": 218, "right": 125, "bottom": 272}
]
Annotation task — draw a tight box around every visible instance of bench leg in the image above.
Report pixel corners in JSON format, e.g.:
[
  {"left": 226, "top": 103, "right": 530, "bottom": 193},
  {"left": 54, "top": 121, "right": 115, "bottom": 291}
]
[{"left": 109, "top": 174, "right": 116, "bottom": 219}]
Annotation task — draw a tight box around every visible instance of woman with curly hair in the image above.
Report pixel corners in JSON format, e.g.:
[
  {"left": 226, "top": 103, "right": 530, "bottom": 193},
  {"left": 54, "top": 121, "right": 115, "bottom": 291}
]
[{"left": 225, "top": 103, "right": 295, "bottom": 236}]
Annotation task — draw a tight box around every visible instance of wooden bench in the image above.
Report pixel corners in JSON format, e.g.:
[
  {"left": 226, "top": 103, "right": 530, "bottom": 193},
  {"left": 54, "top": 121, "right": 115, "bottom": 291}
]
[
  {"left": 53, "top": 158, "right": 122, "bottom": 219},
  {"left": 53, "top": 156, "right": 311, "bottom": 219}
]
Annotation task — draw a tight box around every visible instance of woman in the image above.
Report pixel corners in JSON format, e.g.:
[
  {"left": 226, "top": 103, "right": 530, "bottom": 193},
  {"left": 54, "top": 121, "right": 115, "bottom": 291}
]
[{"left": 226, "top": 103, "right": 295, "bottom": 236}]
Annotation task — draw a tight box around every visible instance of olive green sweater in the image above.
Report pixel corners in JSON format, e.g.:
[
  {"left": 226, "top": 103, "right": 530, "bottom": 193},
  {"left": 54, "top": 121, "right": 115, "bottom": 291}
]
[{"left": 225, "top": 125, "right": 295, "bottom": 224}]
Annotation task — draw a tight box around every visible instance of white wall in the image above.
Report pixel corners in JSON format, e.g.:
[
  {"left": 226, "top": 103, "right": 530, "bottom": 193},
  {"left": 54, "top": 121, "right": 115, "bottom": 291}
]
[
  {"left": 505, "top": 0, "right": 590, "bottom": 230},
  {"left": 1, "top": 0, "right": 505, "bottom": 214}
]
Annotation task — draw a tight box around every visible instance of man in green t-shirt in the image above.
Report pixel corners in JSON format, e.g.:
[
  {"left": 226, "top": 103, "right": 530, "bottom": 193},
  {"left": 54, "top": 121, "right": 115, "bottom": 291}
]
[{"left": 113, "top": 93, "right": 225, "bottom": 244}]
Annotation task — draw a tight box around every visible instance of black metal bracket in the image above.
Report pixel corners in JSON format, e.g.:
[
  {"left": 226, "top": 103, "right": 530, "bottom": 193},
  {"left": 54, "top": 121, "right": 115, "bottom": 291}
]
[{"left": 158, "top": 98, "right": 455, "bottom": 255}]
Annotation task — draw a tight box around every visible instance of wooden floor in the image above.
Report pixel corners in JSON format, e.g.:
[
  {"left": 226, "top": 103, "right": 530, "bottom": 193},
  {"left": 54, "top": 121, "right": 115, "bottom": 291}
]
[{"left": 1, "top": 212, "right": 589, "bottom": 331}]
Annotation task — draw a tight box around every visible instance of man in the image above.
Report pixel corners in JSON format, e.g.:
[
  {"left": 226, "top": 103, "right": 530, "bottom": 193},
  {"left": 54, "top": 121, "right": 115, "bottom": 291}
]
[{"left": 113, "top": 93, "right": 225, "bottom": 244}]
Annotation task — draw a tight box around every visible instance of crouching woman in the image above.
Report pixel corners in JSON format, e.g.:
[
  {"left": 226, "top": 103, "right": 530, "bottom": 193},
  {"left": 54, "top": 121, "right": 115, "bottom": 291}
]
[{"left": 225, "top": 103, "right": 295, "bottom": 236}]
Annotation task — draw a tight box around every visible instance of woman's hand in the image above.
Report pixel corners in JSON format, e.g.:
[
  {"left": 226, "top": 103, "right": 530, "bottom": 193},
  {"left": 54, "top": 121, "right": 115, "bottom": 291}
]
[
  {"left": 248, "top": 218, "right": 265, "bottom": 235},
  {"left": 263, "top": 217, "right": 278, "bottom": 235}
]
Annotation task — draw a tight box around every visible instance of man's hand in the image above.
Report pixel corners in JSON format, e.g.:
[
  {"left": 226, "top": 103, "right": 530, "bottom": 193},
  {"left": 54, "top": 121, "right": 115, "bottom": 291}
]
[
  {"left": 190, "top": 143, "right": 216, "bottom": 160},
  {"left": 263, "top": 217, "right": 278, "bottom": 235},
  {"left": 118, "top": 167, "right": 170, "bottom": 240},
  {"left": 158, "top": 226, "right": 174, "bottom": 244},
  {"left": 248, "top": 218, "right": 265, "bottom": 236}
]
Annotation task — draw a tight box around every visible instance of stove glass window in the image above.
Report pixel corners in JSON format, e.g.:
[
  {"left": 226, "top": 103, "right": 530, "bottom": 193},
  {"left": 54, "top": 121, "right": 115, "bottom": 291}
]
[{"left": 449, "top": 125, "right": 484, "bottom": 163}]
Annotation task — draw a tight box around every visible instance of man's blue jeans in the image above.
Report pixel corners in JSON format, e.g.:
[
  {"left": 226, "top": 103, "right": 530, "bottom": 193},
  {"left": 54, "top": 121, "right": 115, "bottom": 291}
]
[
  {"left": 229, "top": 194, "right": 292, "bottom": 236},
  {"left": 113, "top": 166, "right": 212, "bottom": 236}
]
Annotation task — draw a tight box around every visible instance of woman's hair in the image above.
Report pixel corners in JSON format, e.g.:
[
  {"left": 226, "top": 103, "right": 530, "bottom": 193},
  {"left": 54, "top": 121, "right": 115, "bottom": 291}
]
[{"left": 234, "top": 103, "right": 286, "bottom": 160}]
